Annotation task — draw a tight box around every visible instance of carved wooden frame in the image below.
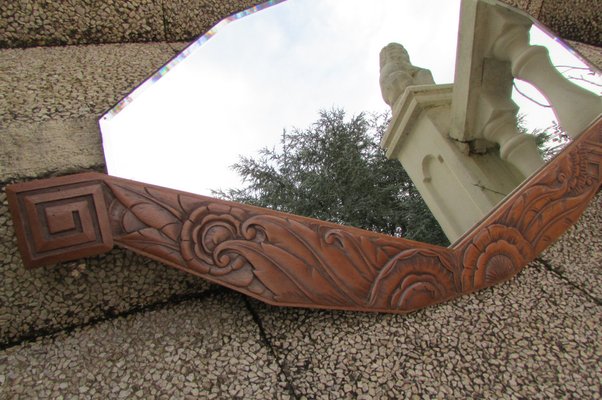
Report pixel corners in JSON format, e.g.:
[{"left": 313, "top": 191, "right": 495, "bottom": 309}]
[{"left": 6, "top": 118, "right": 601, "bottom": 313}]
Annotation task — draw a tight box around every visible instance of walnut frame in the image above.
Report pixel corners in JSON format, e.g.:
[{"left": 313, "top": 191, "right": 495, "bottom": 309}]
[{"left": 6, "top": 118, "right": 601, "bottom": 314}]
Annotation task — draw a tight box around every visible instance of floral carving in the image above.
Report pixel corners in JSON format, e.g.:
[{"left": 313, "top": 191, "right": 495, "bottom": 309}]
[
  {"left": 368, "top": 249, "right": 459, "bottom": 311},
  {"left": 6, "top": 120, "right": 601, "bottom": 313},
  {"left": 462, "top": 225, "right": 533, "bottom": 290}
]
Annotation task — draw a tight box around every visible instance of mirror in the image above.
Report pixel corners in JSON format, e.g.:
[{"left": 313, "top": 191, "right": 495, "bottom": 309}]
[{"left": 98, "top": 0, "right": 601, "bottom": 247}]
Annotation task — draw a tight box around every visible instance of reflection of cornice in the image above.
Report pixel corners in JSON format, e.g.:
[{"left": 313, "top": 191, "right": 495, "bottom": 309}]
[{"left": 381, "top": 84, "right": 453, "bottom": 159}]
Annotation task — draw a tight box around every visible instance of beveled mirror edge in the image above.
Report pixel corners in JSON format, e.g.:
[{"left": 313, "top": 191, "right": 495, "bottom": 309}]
[
  {"left": 98, "top": 0, "right": 285, "bottom": 123},
  {"left": 6, "top": 117, "right": 600, "bottom": 313}
]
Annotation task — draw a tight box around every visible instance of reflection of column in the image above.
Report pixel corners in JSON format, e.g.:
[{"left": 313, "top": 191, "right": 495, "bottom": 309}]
[
  {"left": 493, "top": 25, "right": 602, "bottom": 138},
  {"left": 474, "top": 77, "right": 544, "bottom": 177},
  {"left": 381, "top": 85, "right": 525, "bottom": 243}
]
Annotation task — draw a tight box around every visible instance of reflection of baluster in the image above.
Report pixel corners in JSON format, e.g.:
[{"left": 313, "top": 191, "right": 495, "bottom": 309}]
[
  {"left": 481, "top": 112, "right": 543, "bottom": 178},
  {"left": 470, "top": 59, "right": 544, "bottom": 178},
  {"left": 492, "top": 25, "right": 602, "bottom": 138}
]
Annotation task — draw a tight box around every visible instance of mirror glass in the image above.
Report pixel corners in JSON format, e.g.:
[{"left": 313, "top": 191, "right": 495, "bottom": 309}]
[{"left": 99, "top": 0, "right": 601, "bottom": 246}]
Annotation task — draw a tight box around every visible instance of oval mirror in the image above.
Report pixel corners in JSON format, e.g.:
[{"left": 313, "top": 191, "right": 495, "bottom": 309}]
[
  {"left": 97, "top": 0, "right": 600, "bottom": 248},
  {"left": 7, "top": 0, "right": 601, "bottom": 313}
]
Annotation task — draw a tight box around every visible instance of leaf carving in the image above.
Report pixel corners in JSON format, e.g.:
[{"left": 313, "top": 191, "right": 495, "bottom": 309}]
[
  {"left": 241, "top": 216, "right": 371, "bottom": 305},
  {"left": 224, "top": 240, "right": 345, "bottom": 305},
  {"left": 107, "top": 183, "right": 182, "bottom": 241}
]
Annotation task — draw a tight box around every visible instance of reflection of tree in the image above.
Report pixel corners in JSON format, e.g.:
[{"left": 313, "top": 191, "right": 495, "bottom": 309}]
[
  {"left": 518, "top": 115, "right": 570, "bottom": 161},
  {"left": 213, "top": 108, "right": 449, "bottom": 246},
  {"left": 555, "top": 65, "right": 602, "bottom": 90}
]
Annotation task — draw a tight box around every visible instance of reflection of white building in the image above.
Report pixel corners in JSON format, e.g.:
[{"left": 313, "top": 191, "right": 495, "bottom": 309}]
[{"left": 380, "top": 0, "right": 602, "bottom": 242}]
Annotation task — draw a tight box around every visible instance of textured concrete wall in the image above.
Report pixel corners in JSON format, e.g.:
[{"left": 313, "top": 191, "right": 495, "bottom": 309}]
[
  {"left": 0, "top": 42, "right": 218, "bottom": 347},
  {"left": 0, "top": 0, "right": 265, "bottom": 48},
  {"left": 1, "top": 0, "right": 600, "bottom": 48},
  {"left": 0, "top": 42, "right": 186, "bottom": 181}
]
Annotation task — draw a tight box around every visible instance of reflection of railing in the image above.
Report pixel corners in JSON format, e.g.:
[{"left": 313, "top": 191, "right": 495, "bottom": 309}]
[
  {"left": 492, "top": 19, "right": 601, "bottom": 140},
  {"left": 380, "top": 0, "right": 601, "bottom": 243},
  {"left": 450, "top": 0, "right": 601, "bottom": 170}
]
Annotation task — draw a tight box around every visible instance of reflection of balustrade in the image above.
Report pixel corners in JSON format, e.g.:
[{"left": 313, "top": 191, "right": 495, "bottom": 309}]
[
  {"left": 380, "top": 0, "right": 601, "bottom": 243},
  {"left": 492, "top": 22, "right": 601, "bottom": 139},
  {"left": 449, "top": 0, "right": 547, "bottom": 179}
]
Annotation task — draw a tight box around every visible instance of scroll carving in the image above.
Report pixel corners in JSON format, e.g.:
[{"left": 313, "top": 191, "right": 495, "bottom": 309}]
[{"left": 6, "top": 118, "right": 601, "bottom": 313}]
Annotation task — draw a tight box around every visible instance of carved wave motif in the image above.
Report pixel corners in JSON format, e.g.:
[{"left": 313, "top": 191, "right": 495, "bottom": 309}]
[{"left": 105, "top": 182, "right": 426, "bottom": 308}]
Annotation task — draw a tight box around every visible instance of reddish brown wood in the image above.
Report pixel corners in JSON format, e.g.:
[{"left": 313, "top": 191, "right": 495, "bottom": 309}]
[
  {"left": 7, "top": 179, "right": 113, "bottom": 268},
  {"left": 6, "top": 118, "right": 601, "bottom": 313}
]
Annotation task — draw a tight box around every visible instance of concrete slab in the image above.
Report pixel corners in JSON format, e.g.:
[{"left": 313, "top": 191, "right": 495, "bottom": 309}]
[
  {"left": 0, "top": 187, "right": 212, "bottom": 347},
  {"left": 252, "top": 261, "right": 601, "bottom": 398},
  {"left": 0, "top": 291, "right": 293, "bottom": 399}
]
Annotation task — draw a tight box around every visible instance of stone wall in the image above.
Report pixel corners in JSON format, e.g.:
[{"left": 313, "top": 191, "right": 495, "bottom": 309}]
[
  {"left": 0, "top": 1, "right": 266, "bottom": 48},
  {"left": 1, "top": 0, "right": 600, "bottom": 348},
  {"left": 1, "top": 1, "right": 600, "bottom": 49}
]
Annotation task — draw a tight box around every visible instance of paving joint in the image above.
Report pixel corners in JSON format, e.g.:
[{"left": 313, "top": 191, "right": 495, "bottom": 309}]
[
  {"left": 159, "top": 1, "right": 177, "bottom": 55},
  {"left": 536, "top": 257, "right": 602, "bottom": 305},
  {"left": 243, "top": 297, "right": 301, "bottom": 400},
  {"left": 0, "top": 286, "right": 226, "bottom": 351}
]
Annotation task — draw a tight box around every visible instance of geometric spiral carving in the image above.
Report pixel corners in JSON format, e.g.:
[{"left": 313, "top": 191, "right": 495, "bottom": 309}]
[{"left": 6, "top": 179, "right": 113, "bottom": 268}]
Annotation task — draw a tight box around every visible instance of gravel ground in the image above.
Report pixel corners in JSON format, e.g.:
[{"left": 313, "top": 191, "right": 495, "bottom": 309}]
[
  {"left": 251, "top": 260, "right": 602, "bottom": 399},
  {"left": 0, "top": 291, "right": 294, "bottom": 399},
  {"left": 0, "top": 1, "right": 266, "bottom": 48},
  {"left": 540, "top": 190, "right": 602, "bottom": 301},
  {"left": 1, "top": 257, "right": 599, "bottom": 399},
  {"left": 537, "top": 0, "right": 602, "bottom": 47}
]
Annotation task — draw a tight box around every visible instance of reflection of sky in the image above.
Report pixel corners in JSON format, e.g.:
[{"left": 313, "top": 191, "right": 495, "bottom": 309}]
[{"left": 100, "top": 0, "right": 599, "bottom": 197}]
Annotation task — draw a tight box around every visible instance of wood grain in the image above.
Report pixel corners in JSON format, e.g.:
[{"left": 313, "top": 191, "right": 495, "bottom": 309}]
[{"left": 6, "top": 118, "right": 601, "bottom": 313}]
